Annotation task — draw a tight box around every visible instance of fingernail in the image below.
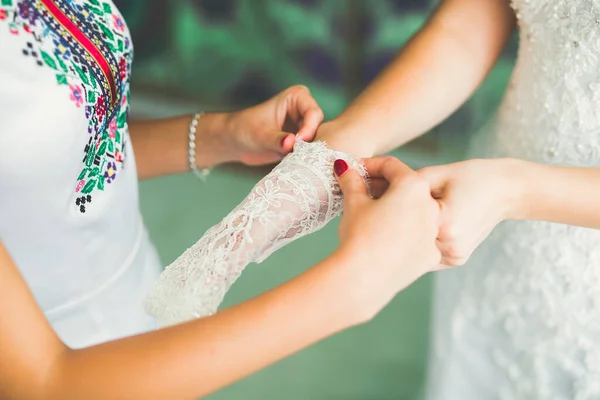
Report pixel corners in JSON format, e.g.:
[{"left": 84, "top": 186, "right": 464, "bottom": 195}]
[
  {"left": 333, "top": 159, "right": 348, "bottom": 176},
  {"left": 281, "top": 134, "right": 290, "bottom": 148}
]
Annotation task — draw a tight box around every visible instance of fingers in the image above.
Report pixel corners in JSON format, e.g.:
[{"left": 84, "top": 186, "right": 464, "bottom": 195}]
[
  {"left": 417, "top": 165, "right": 452, "bottom": 198},
  {"left": 279, "top": 132, "right": 296, "bottom": 153},
  {"left": 367, "top": 177, "right": 390, "bottom": 199},
  {"left": 362, "top": 156, "right": 414, "bottom": 185},
  {"left": 264, "top": 130, "right": 294, "bottom": 154},
  {"left": 333, "top": 159, "right": 370, "bottom": 205},
  {"left": 284, "top": 85, "right": 324, "bottom": 142},
  {"left": 297, "top": 107, "right": 324, "bottom": 142}
]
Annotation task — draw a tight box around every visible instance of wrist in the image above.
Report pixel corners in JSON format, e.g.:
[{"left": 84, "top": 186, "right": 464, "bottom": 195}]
[
  {"left": 316, "top": 120, "right": 376, "bottom": 158},
  {"left": 193, "top": 112, "right": 237, "bottom": 168},
  {"left": 326, "top": 246, "right": 391, "bottom": 324},
  {"left": 497, "top": 158, "right": 537, "bottom": 221}
]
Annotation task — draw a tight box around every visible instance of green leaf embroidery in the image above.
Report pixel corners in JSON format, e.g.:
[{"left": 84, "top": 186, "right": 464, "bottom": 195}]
[
  {"left": 41, "top": 51, "right": 57, "bottom": 70},
  {"left": 73, "top": 64, "right": 89, "bottom": 85},
  {"left": 88, "top": 0, "right": 100, "bottom": 6},
  {"left": 107, "top": 42, "right": 116, "bottom": 53},
  {"left": 115, "top": 131, "right": 121, "bottom": 144},
  {"left": 77, "top": 168, "right": 88, "bottom": 181},
  {"left": 85, "top": 148, "right": 94, "bottom": 167},
  {"left": 1, "top": 0, "right": 14, "bottom": 6},
  {"left": 87, "top": 90, "right": 96, "bottom": 103},
  {"left": 55, "top": 74, "right": 68, "bottom": 85},
  {"left": 57, "top": 56, "right": 68, "bottom": 73},
  {"left": 98, "top": 175, "right": 105, "bottom": 191},
  {"left": 90, "top": 71, "right": 97, "bottom": 88},
  {"left": 117, "top": 39, "right": 123, "bottom": 52},
  {"left": 81, "top": 179, "right": 97, "bottom": 194},
  {"left": 98, "top": 23, "right": 114, "bottom": 41},
  {"left": 117, "top": 112, "right": 127, "bottom": 128},
  {"left": 97, "top": 141, "right": 107, "bottom": 156},
  {"left": 88, "top": 6, "right": 103, "bottom": 16},
  {"left": 102, "top": 3, "right": 111, "bottom": 13},
  {"left": 108, "top": 140, "right": 114, "bottom": 152},
  {"left": 88, "top": 167, "right": 100, "bottom": 177}
]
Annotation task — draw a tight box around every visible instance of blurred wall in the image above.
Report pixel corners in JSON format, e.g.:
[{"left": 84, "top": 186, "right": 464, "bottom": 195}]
[{"left": 116, "top": 0, "right": 517, "bottom": 161}]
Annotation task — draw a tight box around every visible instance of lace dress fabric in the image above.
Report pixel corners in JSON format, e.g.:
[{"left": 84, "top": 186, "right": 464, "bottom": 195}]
[
  {"left": 426, "top": 1, "right": 600, "bottom": 399},
  {"left": 146, "top": 140, "right": 367, "bottom": 327}
]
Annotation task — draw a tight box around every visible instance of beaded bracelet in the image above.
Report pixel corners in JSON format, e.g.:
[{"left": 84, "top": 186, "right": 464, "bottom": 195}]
[{"left": 188, "top": 112, "right": 211, "bottom": 182}]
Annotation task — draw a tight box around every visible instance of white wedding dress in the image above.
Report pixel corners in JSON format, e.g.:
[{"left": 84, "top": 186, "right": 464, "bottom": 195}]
[{"left": 426, "top": 1, "right": 600, "bottom": 399}]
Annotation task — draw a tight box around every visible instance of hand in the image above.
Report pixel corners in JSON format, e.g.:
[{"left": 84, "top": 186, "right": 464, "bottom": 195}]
[
  {"left": 418, "top": 158, "right": 525, "bottom": 267},
  {"left": 224, "top": 85, "right": 324, "bottom": 166},
  {"left": 333, "top": 156, "right": 441, "bottom": 317}
]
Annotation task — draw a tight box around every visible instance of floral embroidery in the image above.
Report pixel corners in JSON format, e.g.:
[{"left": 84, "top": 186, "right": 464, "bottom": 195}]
[
  {"left": 0, "top": 0, "right": 133, "bottom": 213},
  {"left": 69, "top": 84, "right": 84, "bottom": 107},
  {"left": 75, "top": 194, "right": 92, "bottom": 213},
  {"left": 104, "top": 161, "right": 116, "bottom": 183}
]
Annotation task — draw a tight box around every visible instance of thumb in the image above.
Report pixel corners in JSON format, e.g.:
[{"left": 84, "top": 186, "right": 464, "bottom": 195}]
[
  {"left": 267, "top": 130, "right": 295, "bottom": 154},
  {"left": 417, "top": 165, "right": 451, "bottom": 198},
  {"left": 334, "top": 159, "right": 369, "bottom": 203}
]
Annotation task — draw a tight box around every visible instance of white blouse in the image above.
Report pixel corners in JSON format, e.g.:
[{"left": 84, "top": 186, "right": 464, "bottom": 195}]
[{"left": 0, "top": 0, "right": 161, "bottom": 348}]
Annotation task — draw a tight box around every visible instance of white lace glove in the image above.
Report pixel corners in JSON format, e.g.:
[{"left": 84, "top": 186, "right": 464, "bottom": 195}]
[{"left": 145, "top": 140, "right": 367, "bottom": 327}]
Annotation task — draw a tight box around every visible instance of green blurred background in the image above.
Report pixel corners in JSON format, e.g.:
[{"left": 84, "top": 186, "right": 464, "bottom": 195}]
[{"left": 116, "top": 1, "right": 516, "bottom": 398}]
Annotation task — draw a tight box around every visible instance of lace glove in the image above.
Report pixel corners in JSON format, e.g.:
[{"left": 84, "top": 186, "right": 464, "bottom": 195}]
[{"left": 145, "top": 140, "right": 368, "bottom": 327}]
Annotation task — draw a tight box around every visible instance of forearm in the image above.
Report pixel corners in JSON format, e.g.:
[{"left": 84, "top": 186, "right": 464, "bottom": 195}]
[
  {"left": 318, "top": 0, "right": 515, "bottom": 157},
  {"left": 129, "top": 113, "right": 234, "bottom": 180},
  {"left": 44, "top": 253, "right": 361, "bottom": 400},
  {"left": 515, "top": 161, "right": 600, "bottom": 229}
]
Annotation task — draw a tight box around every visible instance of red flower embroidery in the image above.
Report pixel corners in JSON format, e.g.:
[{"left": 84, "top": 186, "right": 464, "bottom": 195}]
[
  {"left": 112, "top": 14, "right": 125, "bottom": 32},
  {"left": 0, "top": 10, "right": 7, "bottom": 21},
  {"left": 95, "top": 95, "right": 106, "bottom": 122},
  {"left": 69, "top": 84, "right": 83, "bottom": 107},
  {"left": 108, "top": 118, "right": 117, "bottom": 138},
  {"left": 75, "top": 180, "right": 85, "bottom": 192},
  {"left": 118, "top": 57, "right": 127, "bottom": 80}
]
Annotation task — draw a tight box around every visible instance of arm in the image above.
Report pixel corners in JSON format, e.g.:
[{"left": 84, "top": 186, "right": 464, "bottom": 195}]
[
  {"left": 515, "top": 162, "right": 600, "bottom": 229},
  {"left": 129, "top": 113, "right": 232, "bottom": 179},
  {"left": 145, "top": 140, "right": 370, "bottom": 326},
  {"left": 317, "top": 0, "right": 516, "bottom": 157},
  {"left": 417, "top": 159, "right": 600, "bottom": 267},
  {"left": 0, "top": 156, "right": 441, "bottom": 400},
  {"left": 0, "top": 241, "right": 360, "bottom": 400},
  {"left": 129, "top": 85, "right": 324, "bottom": 180}
]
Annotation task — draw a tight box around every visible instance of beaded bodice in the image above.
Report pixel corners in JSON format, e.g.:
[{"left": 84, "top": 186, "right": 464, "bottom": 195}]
[{"left": 493, "top": 0, "right": 600, "bottom": 165}]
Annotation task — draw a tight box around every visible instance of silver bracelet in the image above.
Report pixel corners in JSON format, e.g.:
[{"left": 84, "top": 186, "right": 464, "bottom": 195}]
[{"left": 188, "top": 112, "right": 211, "bottom": 182}]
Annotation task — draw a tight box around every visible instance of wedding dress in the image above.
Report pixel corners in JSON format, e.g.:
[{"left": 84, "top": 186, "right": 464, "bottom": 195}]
[
  {"left": 426, "top": 1, "right": 600, "bottom": 399},
  {"left": 146, "top": 140, "right": 367, "bottom": 327}
]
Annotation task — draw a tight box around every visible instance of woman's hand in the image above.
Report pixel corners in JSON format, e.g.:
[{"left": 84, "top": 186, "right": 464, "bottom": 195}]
[
  {"left": 223, "top": 85, "right": 324, "bottom": 166},
  {"left": 418, "top": 158, "right": 526, "bottom": 267},
  {"left": 130, "top": 85, "right": 322, "bottom": 179},
  {"left": 332, "top": 156, "right": 441, "bottom": 317}
]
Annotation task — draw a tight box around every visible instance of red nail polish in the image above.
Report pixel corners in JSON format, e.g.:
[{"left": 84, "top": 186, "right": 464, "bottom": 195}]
[{"left": 333, "top": 159, "right": 348, "bottom": 176}]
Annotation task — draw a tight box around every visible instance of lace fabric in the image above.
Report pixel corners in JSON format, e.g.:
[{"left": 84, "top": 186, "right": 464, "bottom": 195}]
[{"left": 145, "top": 140, "right": 367, "bottom": 327}]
